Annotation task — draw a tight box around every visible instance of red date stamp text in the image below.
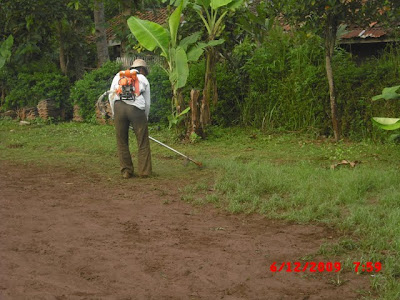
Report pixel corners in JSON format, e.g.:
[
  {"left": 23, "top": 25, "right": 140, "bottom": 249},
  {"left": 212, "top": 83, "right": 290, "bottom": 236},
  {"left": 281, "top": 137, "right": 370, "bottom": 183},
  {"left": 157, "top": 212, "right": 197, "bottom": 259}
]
[{"left": 269, "top": 261, "right": 382, "bottom": 273}]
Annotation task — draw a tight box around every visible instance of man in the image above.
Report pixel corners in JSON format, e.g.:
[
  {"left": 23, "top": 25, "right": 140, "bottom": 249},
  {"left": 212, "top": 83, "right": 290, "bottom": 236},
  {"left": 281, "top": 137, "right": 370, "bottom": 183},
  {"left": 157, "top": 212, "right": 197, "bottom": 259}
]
[{"left": 109, "top": 59, "right": 152, "bottom": 179}]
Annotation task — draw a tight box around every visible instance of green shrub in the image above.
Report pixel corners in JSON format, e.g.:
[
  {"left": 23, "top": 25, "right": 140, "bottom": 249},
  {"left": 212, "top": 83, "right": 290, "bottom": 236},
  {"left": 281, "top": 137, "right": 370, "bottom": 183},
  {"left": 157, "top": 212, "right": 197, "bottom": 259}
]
[
  {"left": 147, "top": 64, "right": 171, "bottom": 124},
  {"left": 4, "top": 60, "right": 70, "bottom": 111},
  {"left": 69, "top": 61, "right": 121, "bottom": 120},
  {"left": 69, "top": 61, "right": 175, "bottom": 123},
  {"left": 184, "top": 59, "right": 242, "bottom": 127},
  {"left": 334, "top": 47, "right": 400, "bottom": 140},
  {"left": 213, "top": 62, "right": 242, "bottom": 126}
]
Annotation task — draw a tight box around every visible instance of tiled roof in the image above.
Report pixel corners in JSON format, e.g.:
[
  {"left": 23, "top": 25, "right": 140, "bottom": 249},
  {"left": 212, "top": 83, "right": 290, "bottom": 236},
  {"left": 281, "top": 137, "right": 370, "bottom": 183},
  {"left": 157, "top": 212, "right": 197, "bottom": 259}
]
[
  {"left": 135, "top": 7, "right": 169, "bottom": 25},
  {"left": 89, "top": 8, "right": 169, "bottom": 44}
]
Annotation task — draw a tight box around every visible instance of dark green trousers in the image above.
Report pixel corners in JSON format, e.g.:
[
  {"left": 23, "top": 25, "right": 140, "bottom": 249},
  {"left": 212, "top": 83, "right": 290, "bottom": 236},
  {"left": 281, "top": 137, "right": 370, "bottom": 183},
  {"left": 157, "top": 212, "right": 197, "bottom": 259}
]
[{"left": 114, "top": 101, "right": 152, "bottom": 176}]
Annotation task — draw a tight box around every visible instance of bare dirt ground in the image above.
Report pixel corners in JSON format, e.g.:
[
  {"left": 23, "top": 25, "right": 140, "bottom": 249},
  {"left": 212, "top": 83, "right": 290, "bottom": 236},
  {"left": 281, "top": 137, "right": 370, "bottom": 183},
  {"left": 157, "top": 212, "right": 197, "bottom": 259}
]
[{"left": 0, "top": 160, "right": 371, "bottom": 300}]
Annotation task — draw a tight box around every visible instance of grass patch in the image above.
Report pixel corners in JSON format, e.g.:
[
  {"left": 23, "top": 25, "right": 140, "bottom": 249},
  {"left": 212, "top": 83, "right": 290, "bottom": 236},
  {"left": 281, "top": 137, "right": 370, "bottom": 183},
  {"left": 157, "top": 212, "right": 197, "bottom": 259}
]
[
  {"left": 0, "top": 120, "right": 204, "bottom": 179},
  {"left": 1, "top": 120, "right": 400, "bottom": 298}
]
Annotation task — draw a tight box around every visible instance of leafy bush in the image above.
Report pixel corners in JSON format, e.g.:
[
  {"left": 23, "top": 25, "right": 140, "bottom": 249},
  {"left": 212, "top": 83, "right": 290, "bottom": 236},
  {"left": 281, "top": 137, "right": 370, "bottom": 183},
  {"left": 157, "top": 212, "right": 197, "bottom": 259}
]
[
  {"left": 184, "top": 59, "right": 242, "bottom": 127},
  {"left": 69, "top": 61, "right": 121, "bottom": 120},
  {"left": 146, "top": 64, "right": 171, "bottom": 124},
  {"left": 4, "top": 60, "right": 70, "bottom": 110},
  {"left": 334, "top": 47, "right": 400, "bottom": 139},
  {"left": 213, "top": 62, "right": 242, "bottom": 126}
]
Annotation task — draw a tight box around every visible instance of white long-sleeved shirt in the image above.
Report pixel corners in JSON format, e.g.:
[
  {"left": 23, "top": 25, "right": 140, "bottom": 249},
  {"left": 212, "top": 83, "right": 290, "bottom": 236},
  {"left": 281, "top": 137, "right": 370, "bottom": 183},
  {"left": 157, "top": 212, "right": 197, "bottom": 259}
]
[{"left": 108, "top": 72, "right": 151, "bottom": 119}]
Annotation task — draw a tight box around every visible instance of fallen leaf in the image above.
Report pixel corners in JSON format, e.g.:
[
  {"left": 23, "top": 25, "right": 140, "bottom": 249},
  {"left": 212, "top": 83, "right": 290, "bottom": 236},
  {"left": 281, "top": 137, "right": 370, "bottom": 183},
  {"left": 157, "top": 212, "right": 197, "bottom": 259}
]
[{"left": 330, "top": 160, "right": 360, "bottom": 169}]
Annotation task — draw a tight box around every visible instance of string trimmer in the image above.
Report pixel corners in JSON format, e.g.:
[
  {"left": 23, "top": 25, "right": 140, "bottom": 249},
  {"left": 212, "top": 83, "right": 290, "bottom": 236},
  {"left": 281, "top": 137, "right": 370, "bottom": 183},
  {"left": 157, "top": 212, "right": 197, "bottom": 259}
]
[
  {"left": 96, "top": 91, "right": 203, "bottom": 168},
  {"left": 147, "top": 135, "right": 202, "bottom": 167}
]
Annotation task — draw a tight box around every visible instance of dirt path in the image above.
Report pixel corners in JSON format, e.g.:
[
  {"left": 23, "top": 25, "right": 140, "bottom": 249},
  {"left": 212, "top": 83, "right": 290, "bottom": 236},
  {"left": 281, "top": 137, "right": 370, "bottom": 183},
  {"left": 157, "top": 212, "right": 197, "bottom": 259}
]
[{"left": 0, "top": 160, "right": 370, "bottom": 300}]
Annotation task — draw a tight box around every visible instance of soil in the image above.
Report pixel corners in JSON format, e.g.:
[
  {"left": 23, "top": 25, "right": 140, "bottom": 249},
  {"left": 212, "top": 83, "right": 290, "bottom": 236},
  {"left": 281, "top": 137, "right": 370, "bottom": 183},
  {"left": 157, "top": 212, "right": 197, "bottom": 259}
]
[{"left": 0, "top": 160, "right": 371, "bottom": 300}]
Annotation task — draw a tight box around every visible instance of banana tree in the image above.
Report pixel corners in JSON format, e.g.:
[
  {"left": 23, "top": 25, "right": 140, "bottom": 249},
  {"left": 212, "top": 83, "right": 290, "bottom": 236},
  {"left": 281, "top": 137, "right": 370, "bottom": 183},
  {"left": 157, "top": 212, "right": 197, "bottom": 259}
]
[
  {"left": 127, "top": 2, "right": 212, "bottom": 114},
  {"left": 192, "top": 0, "right": 243, "bottom": 125},
  {"left": 0, "top": 35, "right": 13, "bottom": 70},
  {"left": 372, "top": 85, "right": 400, "bottom": 130}
]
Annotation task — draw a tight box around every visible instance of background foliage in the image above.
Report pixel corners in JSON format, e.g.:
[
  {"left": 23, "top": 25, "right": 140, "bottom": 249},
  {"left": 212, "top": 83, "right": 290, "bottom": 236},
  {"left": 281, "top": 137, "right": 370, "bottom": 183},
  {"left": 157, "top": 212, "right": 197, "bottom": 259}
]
[
  {"left": 230, "top": 28, "right": 400, "bottom": 139},
  {"left": 3, "top": 60, "right": 70, "bottom": 110},
  {"left": 1, "top": 1, "right": 400, "bottom": 298},
  {"left": 0, "top": 0, "right": 399, "bottom": 141},
  {"left": 147, "top": 64, "right": 172, "bottom": 124},
  {"left": 69, "top": 61, "right": 121, "bottom": 120}
]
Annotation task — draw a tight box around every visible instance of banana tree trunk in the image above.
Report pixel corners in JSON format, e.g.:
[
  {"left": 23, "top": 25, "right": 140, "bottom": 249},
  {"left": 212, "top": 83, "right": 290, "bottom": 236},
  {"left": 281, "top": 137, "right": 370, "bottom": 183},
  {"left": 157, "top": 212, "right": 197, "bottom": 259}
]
[
  {"left": 173, "top": 87, "right": 185, "bottom": 114},
  {"left": 202, "top": 47, "right": 218, "bottom": 126},
  {"left": 189, "top": 89, "right": 204, "bottom": 138},
  {"left": 325, "top": 15, "right": 340, "bottom": 141}
]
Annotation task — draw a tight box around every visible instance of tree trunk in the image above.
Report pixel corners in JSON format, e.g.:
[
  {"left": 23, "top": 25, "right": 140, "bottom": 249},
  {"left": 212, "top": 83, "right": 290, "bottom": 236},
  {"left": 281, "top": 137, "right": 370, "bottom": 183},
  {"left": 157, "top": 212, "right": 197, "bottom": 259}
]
[
  {"left": 59, "top": 44, "right": 67, "bottom": 75},
  {"left": 119, "top": 0, "right": 134, "bottom": 56},
  {"left": 71, "top": 20, "right": 85, "bottom": 80},
  {"left": 57, "top": 23, "right": 67, "bottom": 75},
  {"left": 1, "top": 86, "right": 5, "bottom": 108},
  {"left": 325, "top": 15, "right": 340, "bottom": 141},
  {"left": 94, "top": 0, "right": 109, "bottom": 66},
  {"left": 173, "top": 87, "right": 185, "bottom": 114},
  {"left": 189, "top": 89, "right": 204, "bottom": 138},
  {"left": 171, "top": 87, "right": 187, "bottom": 136},
  {"left": 202, "top": 47, "right": 218, "bottom": 126}
]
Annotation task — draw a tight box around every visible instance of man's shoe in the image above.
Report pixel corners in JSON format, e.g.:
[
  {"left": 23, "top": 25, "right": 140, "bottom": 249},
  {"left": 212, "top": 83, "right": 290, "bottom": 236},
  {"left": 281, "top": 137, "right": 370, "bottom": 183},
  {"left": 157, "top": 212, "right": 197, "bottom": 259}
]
[{"left": 122, "top": 170, "right": 133, "bottom": 179}]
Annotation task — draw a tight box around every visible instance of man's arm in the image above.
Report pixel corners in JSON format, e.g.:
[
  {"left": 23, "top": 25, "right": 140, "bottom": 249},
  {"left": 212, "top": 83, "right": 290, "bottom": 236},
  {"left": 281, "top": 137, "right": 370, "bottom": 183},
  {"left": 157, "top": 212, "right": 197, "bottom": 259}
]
[
  {"left": 143, "top": 82, "right": 150, "bottom": 120},
  {"left": 138, "top": 74, "right": 150, "bottom": 119}
]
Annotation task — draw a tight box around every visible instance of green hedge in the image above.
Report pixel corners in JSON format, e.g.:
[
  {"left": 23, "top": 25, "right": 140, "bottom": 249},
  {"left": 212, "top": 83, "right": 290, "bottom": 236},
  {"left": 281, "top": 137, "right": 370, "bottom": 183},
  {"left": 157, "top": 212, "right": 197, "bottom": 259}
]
[
  {"left": 146, "top": 64, "right": 171, "bottom": 124},
  {"left": 183, "top": 60, "right": 242, "bottom": 127},
  {"left": 69, "top": 61, "right": 174, "bottom": 124},
  {"left": 69, "top": 61, "right": 121, "bottom": 121},
  {"left": 4, "top": 60, "right": 70, "bottom": 111}
]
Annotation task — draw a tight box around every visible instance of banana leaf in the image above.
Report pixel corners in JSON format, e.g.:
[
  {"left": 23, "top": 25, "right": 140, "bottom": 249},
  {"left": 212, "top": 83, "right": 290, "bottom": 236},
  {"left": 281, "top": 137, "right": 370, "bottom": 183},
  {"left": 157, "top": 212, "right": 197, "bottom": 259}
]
[
  {"left": 372, "top": 85, "right": 400, "bottom": 101},
  {"left": 0, "top": 35, "right": 13, "bottom": 69},
  {"left": 169, "top": 47, "right": 189, "bottom": 89},
  {"left": 169, "top": 2, "right": 183, "bottom": 48},
  {"left": 210, "top": 0, "right": 233, "bottom": 9},
  {"left": 372, "top": 117, "right": 400, "bottom": 131},
  {"left": 127, "top": 17, "right": 170, "bottom": 57},
  {"left": 179, "top": 32, "right": 202, "bottom": 51}
]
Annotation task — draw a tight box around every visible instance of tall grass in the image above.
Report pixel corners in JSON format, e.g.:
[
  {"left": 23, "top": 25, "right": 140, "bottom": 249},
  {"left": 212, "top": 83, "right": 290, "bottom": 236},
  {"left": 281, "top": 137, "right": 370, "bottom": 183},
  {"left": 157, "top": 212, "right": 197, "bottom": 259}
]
[
  {"left": 202, "top": 134, "right": 400, "bottom": 299},
  {"left": 239, "top": 28, "right": 400, "bottom": 139},
  {"left": 0, "top": 120, "right": 201, "bottom": 179}
]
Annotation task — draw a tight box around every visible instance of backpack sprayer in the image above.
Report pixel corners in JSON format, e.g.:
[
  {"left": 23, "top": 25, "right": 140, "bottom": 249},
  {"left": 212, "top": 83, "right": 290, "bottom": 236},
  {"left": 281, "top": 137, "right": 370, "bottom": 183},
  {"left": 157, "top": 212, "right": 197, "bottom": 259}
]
[
  {"left": 96, "top": 72, "right": 203, "bottom": 168},
  {"left": 116, "top": 69, "right": 140, "bottom": 100}
]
